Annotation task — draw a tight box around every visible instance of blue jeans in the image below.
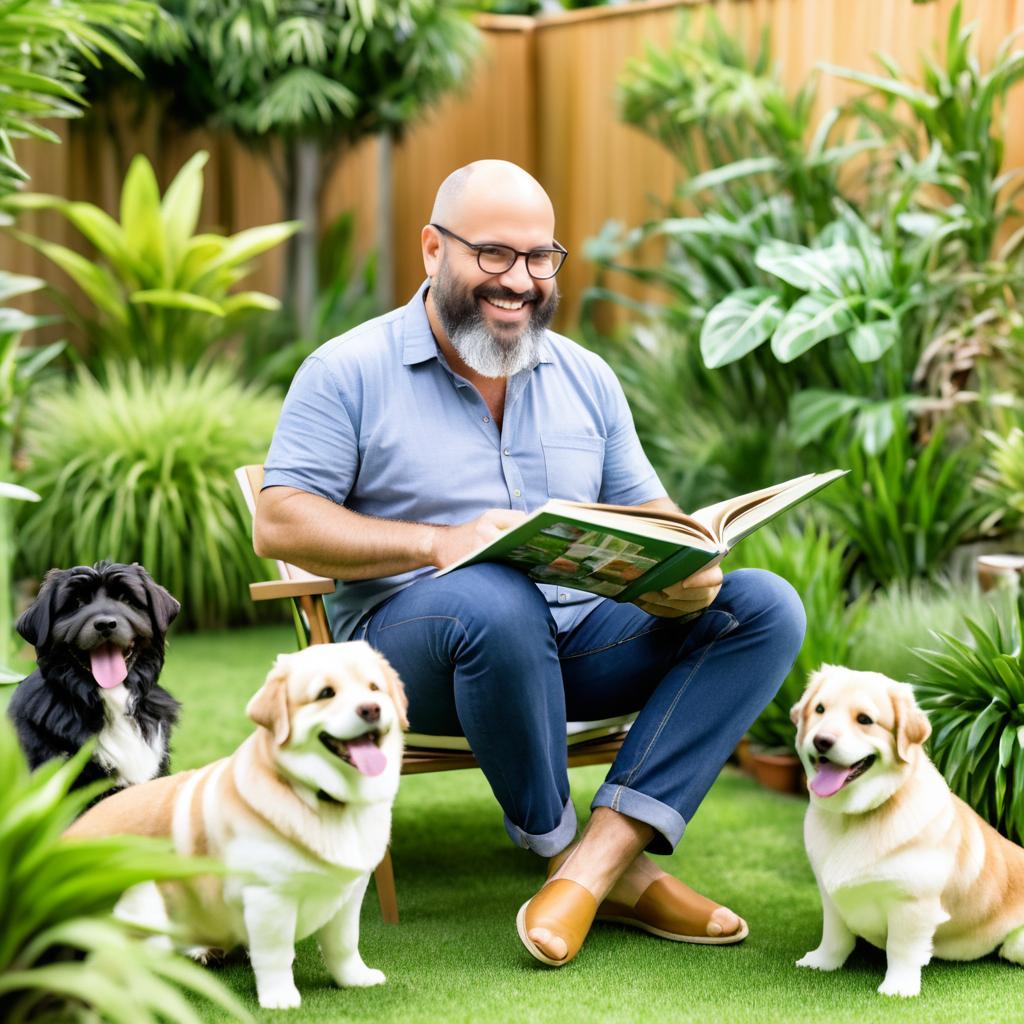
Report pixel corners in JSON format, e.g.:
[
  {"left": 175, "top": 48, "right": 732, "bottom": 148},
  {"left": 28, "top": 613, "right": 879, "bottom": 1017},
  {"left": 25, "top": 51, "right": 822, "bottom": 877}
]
[{"left": 360, "top": 564, "right": 805, "bottom": 856}]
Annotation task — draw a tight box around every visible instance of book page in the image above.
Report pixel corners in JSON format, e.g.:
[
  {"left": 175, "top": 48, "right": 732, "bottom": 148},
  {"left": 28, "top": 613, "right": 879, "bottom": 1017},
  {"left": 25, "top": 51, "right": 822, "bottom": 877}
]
[
  {"left": 688, "top": 475, "right": 816, "bottom": 540},
  {"left": 719, "top": 470, "right": 847, "bottom": 547},
  {"left": 549, "top": 500, "right": 717, "bottom": 545}
]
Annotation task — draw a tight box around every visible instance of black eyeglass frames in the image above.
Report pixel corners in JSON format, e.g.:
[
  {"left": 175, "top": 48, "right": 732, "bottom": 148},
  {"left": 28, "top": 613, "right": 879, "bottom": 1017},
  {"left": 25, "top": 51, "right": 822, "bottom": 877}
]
[{"left": 430, "top": 223, "right": 568, "bottom": 280}]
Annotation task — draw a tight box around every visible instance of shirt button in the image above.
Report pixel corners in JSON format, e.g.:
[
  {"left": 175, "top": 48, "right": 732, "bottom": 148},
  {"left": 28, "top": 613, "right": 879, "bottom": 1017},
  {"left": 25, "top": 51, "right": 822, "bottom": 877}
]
[
  {"left": 483, "top": 416, "right": 490, "bottom": 423},
  {"left": 513, "top": 489, "right": 521, "bottom": 497},
  {"left": 558, "top": 593, "right": 569, "bottom": 602},
  {"left": 503, "top": 447, "right": 510, "bottom": 456}
]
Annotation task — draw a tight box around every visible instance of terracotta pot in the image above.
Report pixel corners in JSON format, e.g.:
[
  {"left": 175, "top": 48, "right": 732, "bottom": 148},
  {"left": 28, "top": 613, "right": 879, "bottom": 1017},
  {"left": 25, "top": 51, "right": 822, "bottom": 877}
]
[
  {"left": 734, "top": 736, "right": 756, "bottom": 776},
  {"left": 749, "top": 750, "right": 805, "bottom": 796}
]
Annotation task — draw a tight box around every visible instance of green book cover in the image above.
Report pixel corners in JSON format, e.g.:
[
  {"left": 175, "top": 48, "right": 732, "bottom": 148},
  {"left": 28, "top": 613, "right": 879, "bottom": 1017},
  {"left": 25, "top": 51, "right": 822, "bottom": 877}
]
[{"left": 443, "top": 510, "right": 718, "bottom": 602}]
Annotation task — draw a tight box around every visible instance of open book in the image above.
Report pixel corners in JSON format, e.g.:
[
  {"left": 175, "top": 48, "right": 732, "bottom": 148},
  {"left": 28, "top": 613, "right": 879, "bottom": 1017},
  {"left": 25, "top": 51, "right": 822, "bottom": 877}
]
[{"left": 436, "top": 470, "right": 846, "bottom": 601}]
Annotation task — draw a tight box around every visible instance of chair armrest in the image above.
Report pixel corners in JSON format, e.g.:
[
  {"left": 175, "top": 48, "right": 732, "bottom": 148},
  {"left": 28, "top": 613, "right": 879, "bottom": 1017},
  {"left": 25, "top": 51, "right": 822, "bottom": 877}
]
[{"left": 249, "top": 578, "right": 336, "bottom": 601}]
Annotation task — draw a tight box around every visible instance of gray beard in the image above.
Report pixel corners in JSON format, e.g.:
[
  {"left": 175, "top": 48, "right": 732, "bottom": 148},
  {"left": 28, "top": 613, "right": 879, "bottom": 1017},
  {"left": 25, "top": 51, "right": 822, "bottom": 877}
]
[{"left": 448, "top": 322, "right": 543, "bottom": 378}]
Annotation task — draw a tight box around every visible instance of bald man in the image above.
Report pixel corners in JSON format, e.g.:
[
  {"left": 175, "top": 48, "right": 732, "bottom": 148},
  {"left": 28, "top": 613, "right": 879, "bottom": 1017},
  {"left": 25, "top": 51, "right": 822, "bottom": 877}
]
[{"left": 256, "top": 160, "right": 805, "bottom": 967}]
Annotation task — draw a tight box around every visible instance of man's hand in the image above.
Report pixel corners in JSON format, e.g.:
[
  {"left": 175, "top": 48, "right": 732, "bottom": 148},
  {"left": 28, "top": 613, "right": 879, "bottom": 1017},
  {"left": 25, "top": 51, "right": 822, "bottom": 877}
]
[
  {"left": 634, "top": 563, "right": 723, "bottom": 618},
  {"left": 430, "top": 509, "right": 528, "bottom": 569}
]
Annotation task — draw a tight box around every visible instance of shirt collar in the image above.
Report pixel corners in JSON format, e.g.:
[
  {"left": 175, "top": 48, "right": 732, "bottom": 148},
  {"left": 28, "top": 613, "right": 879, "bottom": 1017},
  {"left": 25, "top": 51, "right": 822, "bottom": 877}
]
[{"left": 401, "top": 279, "right": 554, "bottom": 367}]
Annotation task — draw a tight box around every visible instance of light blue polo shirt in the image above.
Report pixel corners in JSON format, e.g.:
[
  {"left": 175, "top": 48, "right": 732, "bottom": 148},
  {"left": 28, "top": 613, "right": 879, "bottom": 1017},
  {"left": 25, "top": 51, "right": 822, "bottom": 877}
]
[{"left": 263, "top": 283, "right": 667, "bottom": 639}]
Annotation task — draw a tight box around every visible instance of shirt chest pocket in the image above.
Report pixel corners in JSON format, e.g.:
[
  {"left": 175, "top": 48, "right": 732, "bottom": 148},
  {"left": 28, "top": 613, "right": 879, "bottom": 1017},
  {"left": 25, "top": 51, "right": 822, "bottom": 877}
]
[{"left": 541, "top": 432, "right": 606, "bottom": 502}]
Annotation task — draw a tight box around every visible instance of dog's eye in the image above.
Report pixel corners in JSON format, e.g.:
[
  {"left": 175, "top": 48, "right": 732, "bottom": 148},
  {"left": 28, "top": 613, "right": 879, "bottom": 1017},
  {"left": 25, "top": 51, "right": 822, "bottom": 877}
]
[
  {"left": 814, "top": 703, "right": 825, "bottom": 714},
  {"left": 368, "top": 682, "right": 380, "bottom": 692},
  {"left": 857, "top": 713, "right": 874, "bottom": 726},
  {"left": 316, "top": 687, "right": 336, "bottom": 701}
]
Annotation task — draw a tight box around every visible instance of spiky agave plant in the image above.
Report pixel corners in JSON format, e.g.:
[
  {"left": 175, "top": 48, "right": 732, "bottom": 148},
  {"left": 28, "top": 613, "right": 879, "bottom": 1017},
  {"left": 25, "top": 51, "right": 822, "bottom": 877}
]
[
  {"left": 913, "top": 594, "right": 1024, "bottom": 846},
  {"left": 0, "top": 718, "right": 251, "bottom": 1023}
]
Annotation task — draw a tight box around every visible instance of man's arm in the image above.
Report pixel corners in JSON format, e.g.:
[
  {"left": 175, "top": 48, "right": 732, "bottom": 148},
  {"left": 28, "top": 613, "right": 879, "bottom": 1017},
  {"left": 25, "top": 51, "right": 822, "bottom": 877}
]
[
  {"left": 254, "top": 486, "right": 526, "bottom": 580},
  {"left": 630, "top": 496, "right": 724, "bottom": 618}
]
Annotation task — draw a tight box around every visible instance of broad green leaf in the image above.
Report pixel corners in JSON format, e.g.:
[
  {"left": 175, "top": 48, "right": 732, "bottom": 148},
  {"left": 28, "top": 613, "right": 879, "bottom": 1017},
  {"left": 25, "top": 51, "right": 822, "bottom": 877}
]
[
  {"left": 699, "top": 287, "right": 784, "bottom": 368},
  {"left": 129, "top": 290, "right": 225, "bottom": 316},
  {"left": 203, "top": 222, "right": 301, "bottom": 274},
  {"left": 120, "top": 155, "right": 168, "bottom": 285},
  {"left": 847, "top": 319, "right": 900, "bottom": 362},
  {"left": 754, "top": 241, "right": 845, "bottom": 294},
  {"left": 64, "top": 202, "right": 136, "bottom": 280},
  {"left": 0, "top": 271, "right": 44, "bottom": 302},
  {"left": 221, "top": 291, "right": 281, "bottom": 315},
  {"left": 161, "top": 151, "right": 209, "bottom": 266},
  {"left": 771, "top": 293, "right": 856, "bottom": 362},
  {"left": 0, "top": 482, "right": 40, "bottom": 502},
  {"left": 788, "top": 389, "right": 864, "bottom": 447}
]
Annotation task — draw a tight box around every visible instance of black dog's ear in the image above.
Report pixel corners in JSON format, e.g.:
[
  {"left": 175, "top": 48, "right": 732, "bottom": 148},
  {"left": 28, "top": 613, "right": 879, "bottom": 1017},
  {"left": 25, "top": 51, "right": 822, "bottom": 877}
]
[
  {"left": 137, "top": 566, "right": 180, "bottom": 634},
  {"left": 15, "top": 569, "right": 62, "bottom": 647}
]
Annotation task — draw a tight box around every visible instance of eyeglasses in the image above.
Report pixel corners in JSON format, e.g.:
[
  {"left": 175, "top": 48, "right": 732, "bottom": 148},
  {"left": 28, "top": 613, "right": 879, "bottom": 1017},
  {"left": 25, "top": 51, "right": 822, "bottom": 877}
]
[{"left": 430, "top": 223, "right": 568, "bottom": 280}]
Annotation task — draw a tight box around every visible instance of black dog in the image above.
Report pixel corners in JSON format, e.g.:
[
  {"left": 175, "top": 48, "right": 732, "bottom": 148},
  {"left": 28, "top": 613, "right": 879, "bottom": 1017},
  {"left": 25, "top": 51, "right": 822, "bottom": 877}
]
[{"left": 8, "top": 561, "right": 181, "bottom": 794}]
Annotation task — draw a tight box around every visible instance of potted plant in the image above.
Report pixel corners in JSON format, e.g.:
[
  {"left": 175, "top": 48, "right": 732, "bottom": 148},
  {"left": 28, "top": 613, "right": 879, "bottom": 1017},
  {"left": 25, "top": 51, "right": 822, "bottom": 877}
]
[{"left": 913, "top": 592, "right": 1024, "bottom": 845}]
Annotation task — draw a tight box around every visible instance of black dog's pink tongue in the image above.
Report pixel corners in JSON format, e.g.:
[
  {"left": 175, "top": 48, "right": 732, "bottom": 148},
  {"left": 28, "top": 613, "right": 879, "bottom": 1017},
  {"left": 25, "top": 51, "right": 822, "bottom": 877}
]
[
  {"left": 810, "top": 761, "right": 852, "bottom": 798},
  {"left": 90, "top": 643, "right": 128, "bottom": 689},
  {"left": 346, "top": 736, "right": 386, "bottom": 777}
]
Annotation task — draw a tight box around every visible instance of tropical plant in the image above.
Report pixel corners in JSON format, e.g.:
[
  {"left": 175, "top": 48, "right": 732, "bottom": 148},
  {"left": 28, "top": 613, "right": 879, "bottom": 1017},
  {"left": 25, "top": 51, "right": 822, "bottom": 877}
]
[
  {"left": 914, "top": 592, "right": 1024, "bottom": 846},
  {"left": 728, "top": 519, "right": 868, "bottom": 753},
  {"left": 3, "top": 150, "right": 298, "bottom": 369},
  {"left": 829, "top": 1, "right": 1024, "bottom": 267},
  {"left": 0, "top": 0, "right": 155, "bottom": 196},
  {"left": 0, "top": 718, "right": 251, "bottom": 1023},
  {"left": 17, "top": 362, "right": 281, "bottom": 629},
  {"left": 99, "top": 0, "right": 481, "bottom": 333},
  {"left": 585, "top": 321, "right": 804, "bottom": 511},
  {"left": 826, "top": 419, "right": 993, "bottom": 587},
  {"left": 978, "top": 423, "right": 1024, "bottom": 532},
  {"left": 845, "top": 577, "right": 991, "bottom": 683}
]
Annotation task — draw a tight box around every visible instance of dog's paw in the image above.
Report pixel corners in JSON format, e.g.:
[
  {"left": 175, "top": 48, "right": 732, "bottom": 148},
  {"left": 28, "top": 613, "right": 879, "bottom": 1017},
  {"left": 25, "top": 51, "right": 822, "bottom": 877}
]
[
  {"left": 877, "top": 971, "right": 921, "bottom": 998},
  {"left": 795, "top": 949, "right": 846, "bottom": 971},
  {"left": 337, "top": 964, "right": 386, "bottom": 988},
  {"left": 256, "top": 981, "right": 302, "bottom": 1009}
]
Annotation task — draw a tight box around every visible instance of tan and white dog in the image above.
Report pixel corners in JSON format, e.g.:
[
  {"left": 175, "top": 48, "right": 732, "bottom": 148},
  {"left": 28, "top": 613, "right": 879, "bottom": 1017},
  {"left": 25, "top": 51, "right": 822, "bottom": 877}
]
[
  {"left": 65, "top": 641, "right": 407, "bottom": 1010},
  {"left": 791, "top": 664, "right": 1024, "bottom": 998}
]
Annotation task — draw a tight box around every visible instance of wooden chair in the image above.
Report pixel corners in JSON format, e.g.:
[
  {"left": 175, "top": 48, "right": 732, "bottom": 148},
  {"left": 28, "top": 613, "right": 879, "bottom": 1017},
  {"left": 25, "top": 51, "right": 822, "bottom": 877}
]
[{"left": 235, "top": 465, "right": 634, "bottom": 923}]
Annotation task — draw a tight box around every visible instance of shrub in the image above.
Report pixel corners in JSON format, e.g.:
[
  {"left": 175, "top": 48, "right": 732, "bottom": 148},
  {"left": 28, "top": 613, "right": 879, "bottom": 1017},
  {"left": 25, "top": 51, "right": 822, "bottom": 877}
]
[
  {"left": 729, "top": 519, "right": 868, "bottom": 753},
  {"left": 17, "top": 363, "right": 281, "bottom": 629},
  {"left": 0, "top": 718, "right": 250, "bottom": 1023},
  {"left": 3, "top": 151, "right": 298, "bottom": 369},
  {"left": 845, "top": 578, "right": 991, "bottom": 683},
  {"left": 914, "top": 593, "right": 1024, "bottom": 845},
  {"left": 826, "top": 421, "right": 993, "bottom": 587}
]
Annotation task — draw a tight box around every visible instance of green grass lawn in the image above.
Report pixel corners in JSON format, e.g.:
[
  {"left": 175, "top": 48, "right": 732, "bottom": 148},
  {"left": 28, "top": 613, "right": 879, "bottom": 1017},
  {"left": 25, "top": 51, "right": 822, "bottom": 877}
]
[{"left": 12, "top": 624, "right": 1021, "bottom": 1023}]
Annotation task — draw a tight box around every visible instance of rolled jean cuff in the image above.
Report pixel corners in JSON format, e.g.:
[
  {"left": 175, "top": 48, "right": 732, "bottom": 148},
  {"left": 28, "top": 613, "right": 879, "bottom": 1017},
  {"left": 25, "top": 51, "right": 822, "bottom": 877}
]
[
  {"left": 591, "top": 783, "right": 686, "bottom": 855},
  {"left": 504, "top": 798, "right": 577, "bottom": 857}
]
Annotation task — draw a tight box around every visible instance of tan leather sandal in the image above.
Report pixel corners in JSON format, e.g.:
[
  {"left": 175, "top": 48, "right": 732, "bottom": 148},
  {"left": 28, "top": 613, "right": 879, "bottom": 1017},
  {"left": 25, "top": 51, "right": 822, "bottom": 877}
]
[
  {"left": 516, "top": 878, "right": 598, "bottom": 966},
  {"left": 596, "top": 875, "right": 749, "bottom": 945}
]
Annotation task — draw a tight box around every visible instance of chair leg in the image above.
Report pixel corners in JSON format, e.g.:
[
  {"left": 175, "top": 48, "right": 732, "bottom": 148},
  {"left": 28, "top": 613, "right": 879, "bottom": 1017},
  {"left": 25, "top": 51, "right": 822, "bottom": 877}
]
[{"left": 374, "top": 847, "right": 399, "bottom": 925}]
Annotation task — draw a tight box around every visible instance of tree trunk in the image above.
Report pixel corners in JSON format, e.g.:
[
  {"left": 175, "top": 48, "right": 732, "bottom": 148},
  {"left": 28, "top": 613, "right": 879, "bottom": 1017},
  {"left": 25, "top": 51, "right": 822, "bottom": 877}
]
[
  {"left": 376, "top": 134, "right": 395, "bottom": 310},
  {"left": 283, "top": 138, "right": 323, "bottom": 339}
]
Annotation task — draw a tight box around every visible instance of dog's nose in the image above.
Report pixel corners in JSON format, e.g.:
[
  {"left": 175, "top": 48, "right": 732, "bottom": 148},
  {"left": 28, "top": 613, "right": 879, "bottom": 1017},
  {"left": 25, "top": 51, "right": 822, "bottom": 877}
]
[
  {"left": 357, "top": 703, "right": 381, "bottom": 724},
  {"left": 93, "top": 617, "right": 118, "bottom": 634},
  {"left": 813, "top": 734, "right": 835, "bottom": 754}
]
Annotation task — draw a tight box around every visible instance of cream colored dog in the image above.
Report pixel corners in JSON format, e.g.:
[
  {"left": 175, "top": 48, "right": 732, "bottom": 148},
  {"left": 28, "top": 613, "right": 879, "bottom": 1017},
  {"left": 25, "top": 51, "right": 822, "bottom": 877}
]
[
  {"left": 791, "top": 664, "right": 1024, "bottom": 998},
  {"left": 65, "top": 641, "right": 407, "bottom": 1010}
]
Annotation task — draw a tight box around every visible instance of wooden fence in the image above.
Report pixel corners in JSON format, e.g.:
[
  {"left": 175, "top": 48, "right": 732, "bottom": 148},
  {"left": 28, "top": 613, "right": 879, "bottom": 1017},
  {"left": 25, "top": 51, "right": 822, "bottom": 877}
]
[{"left": 4, "top": 0, "right": 1024, "bottom": 334}]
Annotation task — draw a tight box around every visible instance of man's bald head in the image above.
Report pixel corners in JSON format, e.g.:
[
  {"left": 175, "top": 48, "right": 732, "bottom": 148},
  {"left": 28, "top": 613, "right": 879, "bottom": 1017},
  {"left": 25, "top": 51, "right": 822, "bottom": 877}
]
[{"left": 429, "top": 160, "right": 554, "bottom": 235}]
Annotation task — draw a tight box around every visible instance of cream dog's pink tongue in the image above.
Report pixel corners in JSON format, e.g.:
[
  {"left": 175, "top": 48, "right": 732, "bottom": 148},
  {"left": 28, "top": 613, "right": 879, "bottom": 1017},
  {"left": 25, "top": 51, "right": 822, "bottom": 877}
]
[
  {"left": 810, "top": 761, "right": 852, "bottom": 797},
  {"left": 346, "top": 736, "right": 386, "bottom": 776},
  {"left": 90, "top": 643, "right": 128, "bottom": 689}
]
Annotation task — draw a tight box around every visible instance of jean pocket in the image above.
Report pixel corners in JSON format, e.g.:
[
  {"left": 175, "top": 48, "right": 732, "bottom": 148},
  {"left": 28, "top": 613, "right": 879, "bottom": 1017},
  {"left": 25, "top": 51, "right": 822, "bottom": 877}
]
[{"left": 541, "top": 432, "right": 605, "bottom": 502}]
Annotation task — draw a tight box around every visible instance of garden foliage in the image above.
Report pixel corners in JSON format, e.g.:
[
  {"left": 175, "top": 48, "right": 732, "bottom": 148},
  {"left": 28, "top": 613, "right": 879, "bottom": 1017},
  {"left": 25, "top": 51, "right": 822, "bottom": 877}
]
[
  {"left": 17, "top": 363, "right": 282, "bottom": 629},
  {"left": 0, "top": 718, "right": 250, "bottom": 1024}
]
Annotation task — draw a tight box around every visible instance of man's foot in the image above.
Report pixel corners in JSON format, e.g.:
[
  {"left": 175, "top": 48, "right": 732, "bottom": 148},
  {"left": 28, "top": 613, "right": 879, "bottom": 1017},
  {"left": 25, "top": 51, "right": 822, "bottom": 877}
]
[
  {"left": 596, "top": 855, "right": 748, "bottom": 944},
  {"left": 516, "top": 879, "right": 598, "bottom": 966}
]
